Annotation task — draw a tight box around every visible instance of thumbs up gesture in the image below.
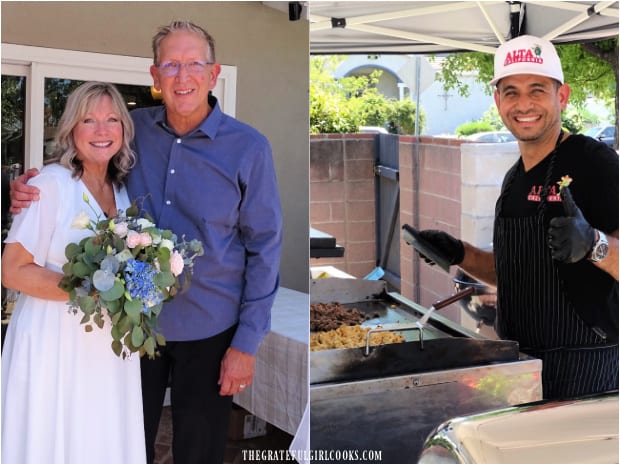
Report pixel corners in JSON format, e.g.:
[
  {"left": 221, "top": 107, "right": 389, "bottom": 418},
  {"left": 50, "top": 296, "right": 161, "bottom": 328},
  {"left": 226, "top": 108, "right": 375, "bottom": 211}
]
[{"left": 548, "top": 186, "right": 596, "bottom": 263}]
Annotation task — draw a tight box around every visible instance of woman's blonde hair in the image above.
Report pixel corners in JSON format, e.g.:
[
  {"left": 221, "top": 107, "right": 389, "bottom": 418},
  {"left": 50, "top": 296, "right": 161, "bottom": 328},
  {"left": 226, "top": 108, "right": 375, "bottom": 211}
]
[{"left": 44, "top": 81, "right": 135, "bottom": 185}]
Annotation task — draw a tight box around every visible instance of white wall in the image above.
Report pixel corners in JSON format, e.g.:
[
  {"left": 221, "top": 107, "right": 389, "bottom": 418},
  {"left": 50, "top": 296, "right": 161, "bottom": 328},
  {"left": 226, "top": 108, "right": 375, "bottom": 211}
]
[{"left": 420, "top": 76, "right": 494, "bottom": 136}]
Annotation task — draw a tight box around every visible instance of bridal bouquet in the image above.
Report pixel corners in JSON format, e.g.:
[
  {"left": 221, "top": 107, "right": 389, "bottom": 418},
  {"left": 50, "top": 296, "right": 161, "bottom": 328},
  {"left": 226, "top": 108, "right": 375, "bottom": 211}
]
[{"left": 59, "top": 194, "right": 204, "bottom": 359}]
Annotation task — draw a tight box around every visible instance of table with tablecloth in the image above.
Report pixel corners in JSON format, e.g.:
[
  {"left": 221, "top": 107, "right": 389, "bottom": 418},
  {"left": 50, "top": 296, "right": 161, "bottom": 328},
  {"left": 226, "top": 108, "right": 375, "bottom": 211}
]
[{"left": 233, "top": 286, "right": 309, "bottom": 451}]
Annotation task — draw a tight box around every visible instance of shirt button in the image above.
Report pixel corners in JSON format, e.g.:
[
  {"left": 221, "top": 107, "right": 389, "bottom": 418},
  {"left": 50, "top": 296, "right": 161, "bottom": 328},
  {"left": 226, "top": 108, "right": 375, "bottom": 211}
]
[
  {"left": 170, "top": 169, "right": 175, "bottom": 174},
  {"left": 166, "top": 200, "right": 171, "bottom": 205},
  {"left": 176, "top": 138, "right": 181, "bottom": 144}
]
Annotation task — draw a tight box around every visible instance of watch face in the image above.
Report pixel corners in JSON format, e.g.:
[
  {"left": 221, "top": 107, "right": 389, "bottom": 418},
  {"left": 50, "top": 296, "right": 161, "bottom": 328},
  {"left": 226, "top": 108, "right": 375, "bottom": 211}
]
[{"left": 594, "top": 242, "right": 609, "bottom": 261}]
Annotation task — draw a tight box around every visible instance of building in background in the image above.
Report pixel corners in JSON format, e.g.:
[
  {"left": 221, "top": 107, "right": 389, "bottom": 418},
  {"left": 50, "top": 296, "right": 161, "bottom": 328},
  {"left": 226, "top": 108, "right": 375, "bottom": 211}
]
[{"left": 334, "top": 54, "right": 494, "bottom": 136}]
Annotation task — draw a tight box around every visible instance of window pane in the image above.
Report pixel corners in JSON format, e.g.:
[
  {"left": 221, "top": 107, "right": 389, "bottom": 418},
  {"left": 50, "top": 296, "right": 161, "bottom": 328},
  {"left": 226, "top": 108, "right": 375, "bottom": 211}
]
[
  {"left": 1, "top": 75, "right": 26, "bottom": 180},
  {"left": 44, "top": 78, "right": 161, "bottom": 158}
]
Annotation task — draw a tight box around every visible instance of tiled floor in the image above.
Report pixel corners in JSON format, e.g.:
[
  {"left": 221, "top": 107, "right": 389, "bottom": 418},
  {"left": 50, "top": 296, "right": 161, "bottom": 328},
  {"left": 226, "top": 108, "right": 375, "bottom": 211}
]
[{"left": 154, "top": 406, "right": 296, "bottom": 464}]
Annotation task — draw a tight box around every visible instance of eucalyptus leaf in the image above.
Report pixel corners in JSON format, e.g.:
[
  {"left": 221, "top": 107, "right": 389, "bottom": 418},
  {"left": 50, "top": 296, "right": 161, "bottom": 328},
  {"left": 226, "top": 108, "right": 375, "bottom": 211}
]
[
  {"left": 111, "top": 324, "right": 123, "bottom": 341},
  {"left": 111, "top": 311, "right": 122, "bottom": 325},
  {"left": 156, "top": 333, "right": 166, "bottom": 346},
  {"left": 151, "top": 303, "right": 163, "bottom": 316},
  {"left": 93, "top": 312, "right": 105, "bottom": 329},
  {"left": 65, "top": 243, "right": 82, "bottom": 260},
  {"left": 104, "top": 298, "right": 121, "bottom": 314},
  {"left": 124, "top": 299, "right": 143, "bottom": 326},
  {"left": 144, "top": 336, "right": 156, "bottom": 357},
  {"left": 118, "top": 315, "right": 131, "bottom": 334},
  {"left": 84, "top": 237, "right": 102, "bottom": 256},
  {"left": 131, "top": 326, "right": 145, "bottom": 347},
  {"left": 72, "top": 262, "right": 91, "bottom": 278},
  {"left": 154, "top": 272, "right": 175, "bottom": 288},
  {"left": 100, "top": 255, "right": 120, "bottom": 274},
  {"left": 77, "top": 295, "right": 96, "bottom": 315},
  {"left": 62, "top": 262, "right": 73, "bottom": 275},
  {"left": 112, "top": 340, "right": 123, "bottom": 357},
  {"left": 124, "top": 333, "right": 138, "bottom": 352},
  {"left": 93, "top": 269, "right": 115, "bottom": 292},
  {"left": 100, "top": 280, "right": 124, "bottom": 300},
  {"left": 126, "top": 203, "right": 139, "bottom": 217}
]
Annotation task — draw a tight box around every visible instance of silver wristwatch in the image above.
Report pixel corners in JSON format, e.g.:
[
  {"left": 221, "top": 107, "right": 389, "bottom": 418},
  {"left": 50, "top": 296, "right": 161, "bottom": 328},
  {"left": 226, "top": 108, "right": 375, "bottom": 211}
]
[{"left": 589, "top": 230, "right": 609, "bottom": 263}]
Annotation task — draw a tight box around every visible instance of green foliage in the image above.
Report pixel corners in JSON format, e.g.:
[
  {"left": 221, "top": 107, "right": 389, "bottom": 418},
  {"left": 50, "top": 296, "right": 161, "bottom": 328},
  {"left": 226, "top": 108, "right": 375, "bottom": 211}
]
[
  {"left": 478, "top": 106, "right": 505, "bottom": 131},
  {"left": 455, "top": 121, "right": 495, "bottom": 137},
  {"left": 387, "top": 99, "right": 426, "bottom": 135},
  {"left": 310, "top": 56, "right": 424, "bottom": 134}
]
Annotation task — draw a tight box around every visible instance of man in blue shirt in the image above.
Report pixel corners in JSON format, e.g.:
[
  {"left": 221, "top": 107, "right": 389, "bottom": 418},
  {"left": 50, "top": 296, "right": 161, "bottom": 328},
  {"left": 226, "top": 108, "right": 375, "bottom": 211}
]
[{"left": 10, "top": 20, "right": 283, "bottom": 464}]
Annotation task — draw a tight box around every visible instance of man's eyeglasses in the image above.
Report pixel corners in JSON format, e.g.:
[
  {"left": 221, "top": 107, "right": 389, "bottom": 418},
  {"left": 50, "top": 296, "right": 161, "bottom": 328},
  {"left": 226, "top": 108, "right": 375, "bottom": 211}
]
[{"left": 157, "top": 61, "right": 214, "bottom": 77}]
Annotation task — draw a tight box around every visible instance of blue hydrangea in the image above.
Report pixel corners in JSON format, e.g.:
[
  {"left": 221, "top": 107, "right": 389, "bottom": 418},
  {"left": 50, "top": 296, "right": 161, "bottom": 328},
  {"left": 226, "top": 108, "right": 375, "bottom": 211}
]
[{"left": 124, "top": 259, "right": 164, "bottom": 313}]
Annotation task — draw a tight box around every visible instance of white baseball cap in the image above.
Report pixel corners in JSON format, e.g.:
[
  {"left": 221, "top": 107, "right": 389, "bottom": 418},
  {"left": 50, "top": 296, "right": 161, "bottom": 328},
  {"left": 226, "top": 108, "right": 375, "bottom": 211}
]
[{"left": 489, "top": 35, "right": 564, "bottom": 86}]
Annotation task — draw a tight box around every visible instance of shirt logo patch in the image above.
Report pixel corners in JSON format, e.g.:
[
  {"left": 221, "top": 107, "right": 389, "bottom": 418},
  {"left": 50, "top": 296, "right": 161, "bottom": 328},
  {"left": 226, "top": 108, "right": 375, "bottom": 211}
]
[{"left": 527, "top": 184, "right": 561, "bottom": 203}]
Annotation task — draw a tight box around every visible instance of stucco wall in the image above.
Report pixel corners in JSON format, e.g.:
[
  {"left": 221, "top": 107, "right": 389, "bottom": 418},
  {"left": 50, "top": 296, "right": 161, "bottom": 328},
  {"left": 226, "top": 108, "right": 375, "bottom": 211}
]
[{"left": 1, "top": 1, "right": 310, "bottom": 293}]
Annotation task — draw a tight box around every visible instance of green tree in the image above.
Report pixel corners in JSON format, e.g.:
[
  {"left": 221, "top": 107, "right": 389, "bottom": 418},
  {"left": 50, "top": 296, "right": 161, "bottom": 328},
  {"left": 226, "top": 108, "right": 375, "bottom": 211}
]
[
  {"left": 310, "top": 56, "right": 425, "bottom": 134},
  {"left": 435, "top": 38, "right": 618, "bottom": 147}
]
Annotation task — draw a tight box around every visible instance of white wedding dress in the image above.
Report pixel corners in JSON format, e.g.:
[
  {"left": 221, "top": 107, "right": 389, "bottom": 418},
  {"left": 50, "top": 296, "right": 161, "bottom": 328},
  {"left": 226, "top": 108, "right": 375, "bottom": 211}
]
[{"left": 2, "top": 164, "right": 146, "bottom": 464}]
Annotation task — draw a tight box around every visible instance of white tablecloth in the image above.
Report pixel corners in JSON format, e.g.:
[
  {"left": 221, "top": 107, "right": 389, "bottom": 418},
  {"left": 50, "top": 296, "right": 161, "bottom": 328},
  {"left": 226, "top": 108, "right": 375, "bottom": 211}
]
[{"left": 234, "top": 287, "right": 309, "bottom": 442}]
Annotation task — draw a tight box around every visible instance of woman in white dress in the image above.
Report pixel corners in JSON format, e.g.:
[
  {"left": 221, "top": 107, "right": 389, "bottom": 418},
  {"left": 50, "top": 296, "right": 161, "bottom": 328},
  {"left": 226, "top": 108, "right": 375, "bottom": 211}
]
[{"left": 1, "top": 82, "right": 146, "bottom": 463}]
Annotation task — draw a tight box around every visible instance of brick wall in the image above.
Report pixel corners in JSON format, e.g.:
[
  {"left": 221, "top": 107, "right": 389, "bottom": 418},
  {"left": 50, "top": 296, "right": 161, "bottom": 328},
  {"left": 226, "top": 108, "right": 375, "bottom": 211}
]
[
  {"left": 310, "top": 134, "right": 377, "bottom": 278},
  {"left": 399, "top": 136, "right": 465, "bottom": 321},
  {"left": 310, "top": 133, "right": 464, "bottom": 312}
]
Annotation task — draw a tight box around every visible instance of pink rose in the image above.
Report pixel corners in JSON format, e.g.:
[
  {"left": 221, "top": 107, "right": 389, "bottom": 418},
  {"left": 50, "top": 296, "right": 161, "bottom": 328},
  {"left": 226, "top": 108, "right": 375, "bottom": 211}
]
[
  {"left": 170, "top": 251, "right": 185, "bottom": 276},
  {"left": 139, "top": 232, "right": 153, "bottom": 247},
  {"left": 125, "top": 231, "right": 141, "bottom": 248}
]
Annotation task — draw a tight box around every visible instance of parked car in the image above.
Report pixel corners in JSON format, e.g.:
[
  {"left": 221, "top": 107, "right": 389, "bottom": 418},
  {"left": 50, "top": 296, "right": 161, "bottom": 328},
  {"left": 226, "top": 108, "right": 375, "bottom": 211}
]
[
  {"left": 585, "top": 125, "right": 615, "bottom": 148},
  {"left": 418, "top": 391, "right": 619, "bottom": 464},
  {"left": 359, "top": 126, "right": 389, "bottom": 134},
  {"left": 465, "top": 131, "right": 516, "bottom": 143}
]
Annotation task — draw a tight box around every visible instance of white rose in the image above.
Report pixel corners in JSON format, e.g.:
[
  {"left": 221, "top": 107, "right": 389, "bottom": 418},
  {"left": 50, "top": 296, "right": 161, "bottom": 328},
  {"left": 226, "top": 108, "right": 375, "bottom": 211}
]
[
  {"left": 170, "top": 251, "right": 185, "bottom": 276},
  {"left": 159, "top": 239, "right": 175, "bottom": 251},
  {"left": 113, "top": 221, "right": 129, "bottom": 238},
  {"left": 137, "top": 218, "right": 155, "bottom": 230},
  {"left": 71, "top": 211, "right": 91, "bottom": 229}
]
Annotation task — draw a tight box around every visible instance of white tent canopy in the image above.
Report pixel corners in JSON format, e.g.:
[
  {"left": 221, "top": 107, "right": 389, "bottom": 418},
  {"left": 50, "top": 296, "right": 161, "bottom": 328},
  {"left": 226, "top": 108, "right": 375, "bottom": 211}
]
[{"left": 306, "top": 1, "right": 619, "bottom": 55}]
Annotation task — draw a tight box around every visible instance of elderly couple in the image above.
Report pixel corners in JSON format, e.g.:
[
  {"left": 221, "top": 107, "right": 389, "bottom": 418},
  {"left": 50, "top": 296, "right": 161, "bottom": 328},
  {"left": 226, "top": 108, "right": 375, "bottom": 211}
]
[{"left": 2, "top": 20, "right": 282, "bottom": 464}]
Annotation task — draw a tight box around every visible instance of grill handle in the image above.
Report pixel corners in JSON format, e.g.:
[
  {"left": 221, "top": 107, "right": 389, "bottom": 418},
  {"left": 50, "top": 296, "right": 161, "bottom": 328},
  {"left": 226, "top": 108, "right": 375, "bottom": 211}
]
[{"left": 431, "top": 286, "right": 475, "bottom": 311}]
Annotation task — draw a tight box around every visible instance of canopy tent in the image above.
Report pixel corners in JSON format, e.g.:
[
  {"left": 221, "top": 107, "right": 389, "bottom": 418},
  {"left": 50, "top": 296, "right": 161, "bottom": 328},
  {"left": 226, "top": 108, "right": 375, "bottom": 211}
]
[{"left": 306, "top": 1, "right": 619, "bottom": 55}]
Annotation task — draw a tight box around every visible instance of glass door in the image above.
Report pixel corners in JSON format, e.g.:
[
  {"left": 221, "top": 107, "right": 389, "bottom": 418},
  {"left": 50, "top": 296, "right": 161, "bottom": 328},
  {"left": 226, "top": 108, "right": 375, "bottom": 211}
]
[{"left": 42, "top": 78, "right": 161, "bottom": 158}]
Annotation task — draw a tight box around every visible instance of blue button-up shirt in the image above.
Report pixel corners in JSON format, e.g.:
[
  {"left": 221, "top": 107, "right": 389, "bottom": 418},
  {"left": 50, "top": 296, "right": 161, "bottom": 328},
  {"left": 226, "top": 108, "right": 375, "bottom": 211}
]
[{"left": 127, "top": 96, "right": 282, "bottom": 355}]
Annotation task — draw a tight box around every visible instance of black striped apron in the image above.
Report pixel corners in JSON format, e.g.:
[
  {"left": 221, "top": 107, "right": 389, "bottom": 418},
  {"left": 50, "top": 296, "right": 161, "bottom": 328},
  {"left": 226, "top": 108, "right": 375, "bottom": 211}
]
[{"left": 494, "top": 137, "right": 618, "bottom": 400}]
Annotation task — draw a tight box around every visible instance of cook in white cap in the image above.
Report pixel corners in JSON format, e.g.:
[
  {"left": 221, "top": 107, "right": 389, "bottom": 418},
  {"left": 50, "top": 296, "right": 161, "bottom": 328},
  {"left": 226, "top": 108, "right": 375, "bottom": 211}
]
[{"left": 413, "top": 34, "right": 619, "bottom": 401}]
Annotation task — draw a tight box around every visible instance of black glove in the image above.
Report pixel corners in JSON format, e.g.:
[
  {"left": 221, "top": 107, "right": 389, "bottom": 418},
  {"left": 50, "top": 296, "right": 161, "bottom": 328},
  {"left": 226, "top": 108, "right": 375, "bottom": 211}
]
[
  {"left": 418, "top": 230, "right": 465, "bottom": 266},
  {"left": 548, "top": 186, "right": 596, "bottom": 263}
]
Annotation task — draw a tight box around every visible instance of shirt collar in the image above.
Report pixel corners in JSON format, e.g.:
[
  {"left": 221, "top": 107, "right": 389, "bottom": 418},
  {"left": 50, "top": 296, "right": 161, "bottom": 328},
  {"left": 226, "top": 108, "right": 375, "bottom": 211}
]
[{"left": 155, "top": 93, "right": 222, "bottom": 139}]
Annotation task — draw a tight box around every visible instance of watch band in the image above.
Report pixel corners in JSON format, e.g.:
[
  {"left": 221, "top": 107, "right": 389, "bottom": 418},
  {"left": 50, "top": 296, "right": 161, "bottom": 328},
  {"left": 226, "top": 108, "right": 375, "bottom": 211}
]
[{"left": 589, "top": 230, "right": 609, "bottom": 263}]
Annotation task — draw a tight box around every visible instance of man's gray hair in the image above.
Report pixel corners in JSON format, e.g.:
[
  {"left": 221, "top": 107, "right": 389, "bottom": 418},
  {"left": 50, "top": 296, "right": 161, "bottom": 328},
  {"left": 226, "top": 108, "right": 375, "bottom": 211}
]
[{"left": 152, "top": 20, "right": 216, "bottom": 65}]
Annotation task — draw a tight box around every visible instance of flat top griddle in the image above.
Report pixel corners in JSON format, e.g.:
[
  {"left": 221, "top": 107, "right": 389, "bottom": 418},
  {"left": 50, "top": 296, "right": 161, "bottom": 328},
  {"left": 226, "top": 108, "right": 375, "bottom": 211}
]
[
  {"left": 333, "top": 299, "right": 449, "bottom": 342},
  {"left": 310, "top": 285, "right": 520, "bottom": 385},
  {"left": 309, "top": 279, "right": 542, "bottom": 463}
]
